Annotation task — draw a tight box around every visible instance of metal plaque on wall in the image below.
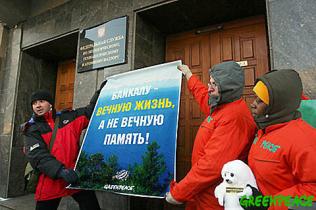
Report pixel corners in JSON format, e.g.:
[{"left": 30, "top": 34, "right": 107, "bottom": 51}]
[{"left": 77, "top": 16, "right": 127, "bottom": 73}]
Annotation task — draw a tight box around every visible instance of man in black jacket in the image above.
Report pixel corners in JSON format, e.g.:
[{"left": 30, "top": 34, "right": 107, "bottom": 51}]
[{"left": 23, "top": 81, "right": 106, "bottom": 210}]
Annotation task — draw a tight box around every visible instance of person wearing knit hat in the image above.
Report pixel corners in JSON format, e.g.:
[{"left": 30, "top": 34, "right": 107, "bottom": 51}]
[
  {"left": 31, "top": 89, "right": 54, "bottom": 106},
  {"left": 247, "top": 69, "right": 316, "bottom": 209},
  {"left": 22, "top": 80, "right": 107, "bottom": 210},
  {"left": 253, "top": 81, "right": 269, "bottom": 105},
  {"left": 30, "top": 90, "right": 54, "bottom": 116}
]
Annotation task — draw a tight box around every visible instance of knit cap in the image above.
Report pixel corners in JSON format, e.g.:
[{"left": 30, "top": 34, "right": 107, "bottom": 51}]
[
  {"left": 253, "top": 81, "right": 269, "bottom": 105},
  {"left": 31, "top": 89, "right": 54, "bottom": 105}
]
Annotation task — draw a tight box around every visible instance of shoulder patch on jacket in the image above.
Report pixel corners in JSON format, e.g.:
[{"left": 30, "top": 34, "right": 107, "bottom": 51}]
[
  {"left": 29, "top": 143, "right": 40, "bottom": 151},
  {"left": 20, "top": 117, "right": 35, "bottom": 133},
  {"left": 20, "top": 122, "right": 29, "bottom": 133}
]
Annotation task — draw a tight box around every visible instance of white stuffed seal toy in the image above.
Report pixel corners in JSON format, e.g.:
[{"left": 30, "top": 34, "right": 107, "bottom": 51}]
[{"left": 214, "top": 160, "right": 258, "bottom": 210}]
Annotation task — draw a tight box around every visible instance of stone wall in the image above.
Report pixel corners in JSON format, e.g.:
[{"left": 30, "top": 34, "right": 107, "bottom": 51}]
[
  {"left": 0, "top": 25, "right": 22, "bottom": 198},
  {"left": 134, "top": 14, "right": 165, "bottom": 69},
  {"left": 0, "top": 22, "right": 10, "bottom": 198},
  {"left": 30, "top": 0, "right": 71, "bottom": 17},
  {"left": 0, "top": 0, "right": 29, "bottom": 27},
  {"left": 267, "top": 0, "right": 316, "bottom": 98}
]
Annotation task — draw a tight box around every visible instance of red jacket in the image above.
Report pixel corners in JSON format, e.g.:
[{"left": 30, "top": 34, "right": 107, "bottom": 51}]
[
  {"left": 23, "top": 91, "right": 100, "bottom": 201},
  {"left": 170, "top": 75, "right": 256, "bottom": 210},
  {"left": 248, "top": 118, "right": 316, "bottom": 209}
]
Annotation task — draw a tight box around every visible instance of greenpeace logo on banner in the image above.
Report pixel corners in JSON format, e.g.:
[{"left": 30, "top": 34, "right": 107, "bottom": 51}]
[
  {"left": 104, "top": 184, "right": 135, "bottom": 191},
  {"left": 111, "top": 86, "right": 151, "bottom": 100},
  {"left": 112, "top": 170, "right": 129, "bottom": 180}
]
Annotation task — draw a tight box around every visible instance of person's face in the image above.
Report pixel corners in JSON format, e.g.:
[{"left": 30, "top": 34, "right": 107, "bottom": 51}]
[
  {"left": 208, "top": 76, "right": 219, "bottom": 97},
  {"left": 250, "top": 97, "right": 268, "bottom": 117},
  {"left": 32, "top": 100, "right": 52, "bottom": 116}
]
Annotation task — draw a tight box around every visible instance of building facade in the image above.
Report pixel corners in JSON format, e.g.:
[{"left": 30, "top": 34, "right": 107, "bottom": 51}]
[{"left": 0, "top": 0, "right": 315, "bottom": 209}]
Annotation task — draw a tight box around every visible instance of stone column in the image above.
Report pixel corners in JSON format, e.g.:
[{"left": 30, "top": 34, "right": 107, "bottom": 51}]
[{"left": 0, "top": 24, "right": 23, "bottom": 198}]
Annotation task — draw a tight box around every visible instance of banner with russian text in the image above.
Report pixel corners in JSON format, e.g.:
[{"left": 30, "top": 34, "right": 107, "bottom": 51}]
[{"left": 71, "top": 61, "right": 182, "bottom": 198}]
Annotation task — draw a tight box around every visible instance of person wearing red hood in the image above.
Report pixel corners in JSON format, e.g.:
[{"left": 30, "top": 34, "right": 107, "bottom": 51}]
[
  {"left": 248, "top": 69, "right": 316, "bottom": 209},
  {"left": 22, "top": 81, "right": 106, "bottom": 210},
  {"left": 165, "top": 61, "right": 256, "bottom": 210}
]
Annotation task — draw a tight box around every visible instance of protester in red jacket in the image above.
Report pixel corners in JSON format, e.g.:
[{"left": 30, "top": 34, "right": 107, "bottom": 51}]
[
  {"left": 248, "top": 69, "right": 316, "bottom": 209},
  {"left": 23, "top": 81, "right": 106, "bottom": 210},
  {"left": 165, "top": 61, "right": 256, "bottom": 210}
]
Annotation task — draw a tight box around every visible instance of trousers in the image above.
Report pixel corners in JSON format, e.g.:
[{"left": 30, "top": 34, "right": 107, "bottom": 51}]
[{"left": 35, "top": 190, "right": 100, "bottom": 210}]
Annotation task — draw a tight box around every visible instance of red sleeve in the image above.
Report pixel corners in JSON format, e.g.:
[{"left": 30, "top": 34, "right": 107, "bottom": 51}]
[
  {"left": 75, "top": 115, "right": 90, "bottom": 133},
  {"left": 187, "top": 75, "right": 210, "bottom": 116},
  {"left": 277, "top": 144, "right": 316, "bottom": 198},
  {"left": 170, "top": 117, "right": 251, "bottom": 201}
]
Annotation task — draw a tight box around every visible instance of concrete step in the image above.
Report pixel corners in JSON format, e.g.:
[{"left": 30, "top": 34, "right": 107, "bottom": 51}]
[
  {"left": 0, "top": 194, "right": 74, "bottom": 210},
  {"left": 0, "top": 194, "right": 35, "bottom": 210}
]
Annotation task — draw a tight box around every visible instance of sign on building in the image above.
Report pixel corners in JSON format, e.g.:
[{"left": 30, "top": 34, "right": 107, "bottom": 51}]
[
  {"left": 77, "top": 16, "right": 127, "bottom": 72},
  {"left": 71, "top": 61, "right": 182, "bottom": 198}
]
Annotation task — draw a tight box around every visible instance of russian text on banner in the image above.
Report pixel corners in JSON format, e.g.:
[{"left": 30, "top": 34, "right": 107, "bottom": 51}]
[{"left": 70, "top": 60, "right": 182, "bottom": 198}]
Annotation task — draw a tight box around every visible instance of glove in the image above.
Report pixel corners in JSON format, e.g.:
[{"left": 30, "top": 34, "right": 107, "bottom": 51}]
[
  {"left": 239, "top": 185, "right": 269, "bottom": 210},
  {"left": 57, "top": 167, "right": 79, "bottom": 184},
  {"left": 165, "top": 192, "right": 182, "bottom": 205},
  {"left": 177, "top": 65, "right": 192, "bottom": 80},
  {"left": 97, "top": 80, "right": 108, "bottom": 94},
  {"left": 99, "top": 80, "right": 107, "bottom": 90}
]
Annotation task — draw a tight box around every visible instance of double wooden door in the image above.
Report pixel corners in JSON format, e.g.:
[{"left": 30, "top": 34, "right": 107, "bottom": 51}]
[
  {"left": 165, "top": 16, "right": 269, "bottom": 209},
  {"left": 54, "top": 60, "right": 75, "bottom": 111}
]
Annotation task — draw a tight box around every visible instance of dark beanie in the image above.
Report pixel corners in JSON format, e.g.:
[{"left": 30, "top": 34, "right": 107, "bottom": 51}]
[{"left": 31, "top": 90, "right": 54, "bottom": 105}]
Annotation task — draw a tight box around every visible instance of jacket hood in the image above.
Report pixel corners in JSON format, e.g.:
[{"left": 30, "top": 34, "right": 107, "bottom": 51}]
[
  {"left": 208, "top": 61, "right": 244, "bottom": 109},
  {"left": 254, "top": 69, "right": 302, "bottom": 129}
]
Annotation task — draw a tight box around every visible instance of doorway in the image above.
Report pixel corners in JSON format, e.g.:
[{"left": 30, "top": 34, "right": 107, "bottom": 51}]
[
  {"left": 132, "top": 13, "right": 269, "bottom": 210},
  {"left": 165, "top": 16, "right": 269, "bottom": 209},
  {"left": 133, "top": 0, "right": 268, "bottom": 208}
]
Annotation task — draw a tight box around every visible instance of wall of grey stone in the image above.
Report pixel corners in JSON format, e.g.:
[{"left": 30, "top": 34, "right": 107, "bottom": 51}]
[
  {"left": 266, "top": 0, "right": 316, "bottom": 98},
  {"left": 8, "top": 52, "right": 57, "bottom": 197},
  {"left": 0, "top": 25, "right": 22, "bottom": 198},
  {"left": 0, "top": 0, "right": 29, "bottom": 27},
  {"left": 134, "top": 14, "right": 165, "bottom": 70},
  {"left": 0, "top": 23, "right": 9, "bottom": 198},
  {"left": 30, "top": 0, "right": 71, "bottom": 17},
  {"left": 0, "top": 24, "right": 5, "bottom": 69},
  {"left": 0, "top": 24, "right": 8, "bottom": 121}
]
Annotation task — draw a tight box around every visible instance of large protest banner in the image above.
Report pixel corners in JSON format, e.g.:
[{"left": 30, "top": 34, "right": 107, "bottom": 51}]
[{"left": 71, "top": 61, "right": 182, "bottom": 198}]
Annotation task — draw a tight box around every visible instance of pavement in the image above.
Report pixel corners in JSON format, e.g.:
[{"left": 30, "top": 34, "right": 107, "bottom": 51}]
[{"left": 0, "top": 194, "right": 73, "bottom": 210}]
